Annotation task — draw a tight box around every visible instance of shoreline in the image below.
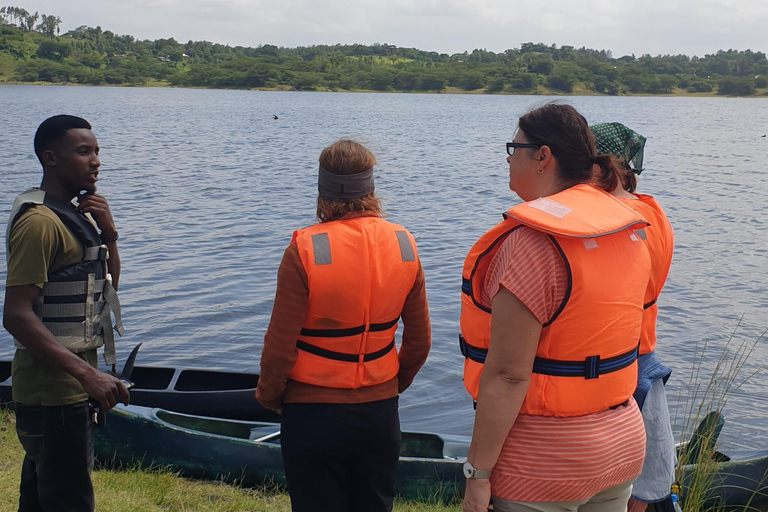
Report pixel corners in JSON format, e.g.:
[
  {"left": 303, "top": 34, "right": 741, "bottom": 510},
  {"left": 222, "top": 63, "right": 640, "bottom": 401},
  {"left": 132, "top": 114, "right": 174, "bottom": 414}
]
[{"left": 1, "top": 80, "right": 766, "bottom": 98}]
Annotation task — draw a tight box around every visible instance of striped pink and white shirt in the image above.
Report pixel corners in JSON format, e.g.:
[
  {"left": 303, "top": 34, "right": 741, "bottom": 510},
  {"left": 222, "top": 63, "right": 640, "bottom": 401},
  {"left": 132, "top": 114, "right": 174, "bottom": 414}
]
[{"left": 481, "top": 226, "right": 646, "bottom": 502}]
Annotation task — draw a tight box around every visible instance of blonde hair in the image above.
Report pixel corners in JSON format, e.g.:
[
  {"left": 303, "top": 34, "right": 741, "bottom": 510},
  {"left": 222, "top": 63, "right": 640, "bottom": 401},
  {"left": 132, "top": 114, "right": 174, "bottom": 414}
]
[{"left": 316, "top": 140, "right": 383, "bottom": 222}]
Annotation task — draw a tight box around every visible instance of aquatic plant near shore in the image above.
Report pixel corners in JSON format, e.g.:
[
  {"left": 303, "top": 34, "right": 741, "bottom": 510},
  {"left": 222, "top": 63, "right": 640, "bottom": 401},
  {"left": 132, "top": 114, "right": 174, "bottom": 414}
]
[{"left": 673, "top": 316, "right": 767, "bottom": 512}]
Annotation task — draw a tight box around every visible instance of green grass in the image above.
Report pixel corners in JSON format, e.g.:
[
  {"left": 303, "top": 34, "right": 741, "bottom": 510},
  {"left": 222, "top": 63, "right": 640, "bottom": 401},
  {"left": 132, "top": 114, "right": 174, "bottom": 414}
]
[
  {"left": 0, "top": 407, "right": 459, "bottom": 512},
  {"left": 674, "top": 318, "right": 767, "bottom": 512}
]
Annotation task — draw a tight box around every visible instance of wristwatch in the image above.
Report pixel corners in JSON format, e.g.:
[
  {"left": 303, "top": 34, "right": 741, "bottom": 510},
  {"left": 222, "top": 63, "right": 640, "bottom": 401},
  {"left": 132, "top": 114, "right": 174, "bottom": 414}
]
[{"left": 463, "top": 461, "right": 491, "bottom": 479}]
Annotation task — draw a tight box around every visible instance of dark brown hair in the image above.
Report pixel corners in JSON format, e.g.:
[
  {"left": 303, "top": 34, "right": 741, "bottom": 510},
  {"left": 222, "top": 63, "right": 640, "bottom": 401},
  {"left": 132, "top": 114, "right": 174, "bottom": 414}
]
[
  {"left": 616, "top": 160, "right": 638, "bottom": 193},
  {"left": 621, "top": 168, "right": 637, "bottom": 194},
  {"left": 316, "top": 140, "right": 383, "bottom": 222},
  {"left": 518, "top": 103, "right": 624, "bottom": 193}
]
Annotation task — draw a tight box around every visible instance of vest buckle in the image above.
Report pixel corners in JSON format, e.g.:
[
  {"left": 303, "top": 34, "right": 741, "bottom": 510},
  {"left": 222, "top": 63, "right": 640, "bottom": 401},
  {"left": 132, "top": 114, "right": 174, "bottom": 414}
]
[{"left": 585, "top": 355, "right": 600, "bottom": 379}]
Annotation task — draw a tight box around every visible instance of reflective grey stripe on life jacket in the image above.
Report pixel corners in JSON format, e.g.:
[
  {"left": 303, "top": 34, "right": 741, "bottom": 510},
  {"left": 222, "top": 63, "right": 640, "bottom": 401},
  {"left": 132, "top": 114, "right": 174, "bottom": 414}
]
[{"left": 7, "top": 189, "right": 124, "bottom": 365}]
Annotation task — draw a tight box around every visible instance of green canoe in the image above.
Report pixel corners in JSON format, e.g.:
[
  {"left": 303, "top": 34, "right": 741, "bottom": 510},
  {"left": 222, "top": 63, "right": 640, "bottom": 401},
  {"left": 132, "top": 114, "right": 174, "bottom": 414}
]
[
  {"left": 93, "top": 404, "right": 468, "bottom": 502},
  {"left": 93, "top": 407, "right": 768, "bottom": 507}
]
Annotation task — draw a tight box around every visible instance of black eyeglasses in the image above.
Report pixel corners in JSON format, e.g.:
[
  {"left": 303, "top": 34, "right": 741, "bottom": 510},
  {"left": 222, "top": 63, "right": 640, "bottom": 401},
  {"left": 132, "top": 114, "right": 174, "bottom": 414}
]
[{"left": 506, "top": 142, "right": 542, "bottom": 156}]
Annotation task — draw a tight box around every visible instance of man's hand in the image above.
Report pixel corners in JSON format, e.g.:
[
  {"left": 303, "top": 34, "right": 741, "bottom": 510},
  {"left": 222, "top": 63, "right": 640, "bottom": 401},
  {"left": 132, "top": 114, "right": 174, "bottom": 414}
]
[
  {"left": 80, "top": 367, "right": 130, "bottom": 411},
  {"left": 77, "top": 193, "right": 116, "bottom": 236},
  {"left": 77, "top": 192, "right": 121, "bottom": 289}
]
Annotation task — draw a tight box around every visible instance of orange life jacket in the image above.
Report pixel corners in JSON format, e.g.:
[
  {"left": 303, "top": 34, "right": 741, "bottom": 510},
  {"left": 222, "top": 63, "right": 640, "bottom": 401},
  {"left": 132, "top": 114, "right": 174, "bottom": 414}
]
[
  {"left": 288, "top": 216, "right": 419, "bottom": 389},
  {"left": 460, "top": 184, "right": 651, "bottom": 417},
  {"left": 619, "top": 194, "right": 674, "bottom": 355}
]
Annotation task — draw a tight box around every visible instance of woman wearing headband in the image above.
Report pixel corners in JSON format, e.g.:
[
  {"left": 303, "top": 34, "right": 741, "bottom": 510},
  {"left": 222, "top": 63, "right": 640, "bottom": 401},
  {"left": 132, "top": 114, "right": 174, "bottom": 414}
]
[
  {"left": 593, "top": 123, "right": 675, "bottom": 512},
  {"left": 256, "top": 139, "right": 431, "bottom": 512},
  {"left": 460, "top": 103, "right": 651, "bottom": 512}
]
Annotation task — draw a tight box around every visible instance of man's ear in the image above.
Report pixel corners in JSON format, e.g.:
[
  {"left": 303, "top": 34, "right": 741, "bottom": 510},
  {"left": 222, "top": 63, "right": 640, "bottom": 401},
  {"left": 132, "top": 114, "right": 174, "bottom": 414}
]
[{"left": 41, "top": 149, "right": 56, "bottom": 168}]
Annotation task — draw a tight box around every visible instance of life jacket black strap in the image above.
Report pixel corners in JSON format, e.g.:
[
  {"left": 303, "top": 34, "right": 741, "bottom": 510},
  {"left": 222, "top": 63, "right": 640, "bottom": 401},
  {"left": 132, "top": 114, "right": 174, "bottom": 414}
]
[
  {"left": 643, "top": 298, "right": 657, "bottom": 310},
  {"left": 461, "top": 278, "right": 491, "bottom": 314},
  {"left": 459, "top": 335, "right": 488, "bottom": 364},
  {"left": 300, "top": 317, "right": 399, "bottom": 338},
  {"left": 460, "top": 335, "right": 638, "bottom": 380},
  {"left": 532, "top": 347, "right": 638, "bottom": 380},
  {"left": 296, "top": 339, "right": 396, "bottom": 363}
]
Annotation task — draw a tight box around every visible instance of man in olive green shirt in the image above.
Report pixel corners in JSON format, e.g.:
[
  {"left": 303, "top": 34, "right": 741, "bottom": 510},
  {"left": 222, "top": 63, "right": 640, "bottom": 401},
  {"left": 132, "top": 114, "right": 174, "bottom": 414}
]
[{"left": 4, "top": 115, "right": 130, "bottom": 512}]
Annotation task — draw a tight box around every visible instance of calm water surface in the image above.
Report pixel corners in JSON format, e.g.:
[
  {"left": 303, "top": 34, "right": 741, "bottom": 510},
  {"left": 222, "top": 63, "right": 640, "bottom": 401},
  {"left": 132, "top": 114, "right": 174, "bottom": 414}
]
[{"left": 1, "top": 85, "right": 767, "bottom": 445}]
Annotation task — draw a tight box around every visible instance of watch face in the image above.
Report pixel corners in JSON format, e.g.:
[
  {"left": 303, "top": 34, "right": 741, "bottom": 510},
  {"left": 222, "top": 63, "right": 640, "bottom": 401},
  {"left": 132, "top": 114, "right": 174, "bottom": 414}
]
[{"left": 462, "top": 461, "right": 473, "bottom": 479}]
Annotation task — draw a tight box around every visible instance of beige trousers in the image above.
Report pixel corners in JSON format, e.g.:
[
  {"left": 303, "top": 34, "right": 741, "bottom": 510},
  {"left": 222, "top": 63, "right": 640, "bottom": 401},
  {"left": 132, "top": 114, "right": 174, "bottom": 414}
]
[{"left": 492, "top": 480, "right": 634, "bottom": 512}]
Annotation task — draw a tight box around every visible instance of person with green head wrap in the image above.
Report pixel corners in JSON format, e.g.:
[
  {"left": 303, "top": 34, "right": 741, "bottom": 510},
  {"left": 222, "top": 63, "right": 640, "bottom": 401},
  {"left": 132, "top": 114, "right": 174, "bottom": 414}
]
[
  {"left": 592, "top": 122, "right": 646, "bottom": 173},
  {"left": 592, "top": 122, "right": 675, "bottom": 512}
]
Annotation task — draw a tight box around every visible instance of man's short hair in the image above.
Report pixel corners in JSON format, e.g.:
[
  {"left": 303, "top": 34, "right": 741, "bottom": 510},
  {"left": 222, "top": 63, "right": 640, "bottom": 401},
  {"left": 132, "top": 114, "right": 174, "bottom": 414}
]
[{"left": 34, "top": 115, "right": 92, "bottom": 165}]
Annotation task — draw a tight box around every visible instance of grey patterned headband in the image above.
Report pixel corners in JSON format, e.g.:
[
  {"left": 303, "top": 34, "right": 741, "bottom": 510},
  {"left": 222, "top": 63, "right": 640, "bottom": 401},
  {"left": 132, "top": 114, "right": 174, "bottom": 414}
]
[{"left": 318, "top": 165, "right": 375, "bottom": 199}]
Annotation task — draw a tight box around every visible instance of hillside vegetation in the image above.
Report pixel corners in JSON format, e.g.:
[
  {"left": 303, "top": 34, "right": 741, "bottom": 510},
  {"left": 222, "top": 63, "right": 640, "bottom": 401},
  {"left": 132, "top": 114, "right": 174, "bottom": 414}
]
[{"left": 1, "top": 5, "right": 767, "bottom": 96}]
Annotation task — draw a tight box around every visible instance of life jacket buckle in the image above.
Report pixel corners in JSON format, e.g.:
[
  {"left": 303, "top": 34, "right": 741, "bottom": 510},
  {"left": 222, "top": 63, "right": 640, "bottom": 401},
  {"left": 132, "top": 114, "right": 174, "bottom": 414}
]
[
  {"left": 585, "top": 355, "right": 600, "bottom": 380},
  {"left": 459, "top": 335, "right": 468, "bottom": 358},
  {"left": 459, "top": 335, "right": 488, "bottom": 364}
]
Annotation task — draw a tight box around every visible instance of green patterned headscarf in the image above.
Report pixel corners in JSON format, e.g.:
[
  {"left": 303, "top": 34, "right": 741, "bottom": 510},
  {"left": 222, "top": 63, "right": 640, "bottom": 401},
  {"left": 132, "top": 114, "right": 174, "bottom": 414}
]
[{"left": 591, "top": 122, "right": 647, "bottom": 175}]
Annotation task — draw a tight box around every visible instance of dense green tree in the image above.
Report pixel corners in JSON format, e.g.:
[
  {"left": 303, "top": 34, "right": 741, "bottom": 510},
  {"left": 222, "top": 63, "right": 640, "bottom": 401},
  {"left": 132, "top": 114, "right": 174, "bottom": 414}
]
[
  {"left": 368, "top": 68, "right": 394, "bottom": 90},
  {"left": 527, "top": 54, "right": 555, "bottom": 75},
  {"left": 393, "top": 71, "right": 420, "bottom": 90},
  {"left": 717, "top": 76, "right": 756, "bottom": 95},
  {"left": 36, "top": 14, "right": 61, "bottom": 38},
  {"left": 36, "top": 39, "right": 70, "bottom": 60},
  {"left": 507, "top": 73, "right": 538, "bottom": 92},
  {"left": 686, "top": 80, "right": 713, "bottom": 93},
  {"left": 25, "top": 11, "right": 38, "bottom": 31},
  {"left": 1, "top": 16, "right": 766, "bottom": 95},
  {"left": 460, "top": 72, "right": 485, "bottom": 91},
  {"left": 546, "top": 70, "right": 577, "bottom": 92}
]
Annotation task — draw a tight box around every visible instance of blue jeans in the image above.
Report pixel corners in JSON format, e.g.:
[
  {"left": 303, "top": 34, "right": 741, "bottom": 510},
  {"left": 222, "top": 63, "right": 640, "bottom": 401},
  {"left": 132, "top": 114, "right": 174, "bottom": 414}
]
[{"left": 14, "top": 401, "right": 94, "bottom": 512}]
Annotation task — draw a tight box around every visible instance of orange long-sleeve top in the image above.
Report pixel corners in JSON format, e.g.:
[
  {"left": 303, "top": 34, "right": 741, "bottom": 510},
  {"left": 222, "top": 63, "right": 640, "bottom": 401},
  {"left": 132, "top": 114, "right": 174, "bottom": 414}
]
[{"left": 255, "top": 228, "right": 431, "bottom": 411}]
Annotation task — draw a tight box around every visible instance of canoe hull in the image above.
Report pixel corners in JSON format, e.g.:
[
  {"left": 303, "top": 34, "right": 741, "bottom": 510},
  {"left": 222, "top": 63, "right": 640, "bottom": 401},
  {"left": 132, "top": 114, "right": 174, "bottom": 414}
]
[
  {"left": 93, "top": 405, "right": 466, "bottom": 502},
  {"left": 679, "top": 453, "right": 768, "bottom": 509},
  {"left": 0, "top": 360, "right": 279, "bottom": 422},
  {"left": 95, "top": 406, "right": 285, "bottom": 486}
]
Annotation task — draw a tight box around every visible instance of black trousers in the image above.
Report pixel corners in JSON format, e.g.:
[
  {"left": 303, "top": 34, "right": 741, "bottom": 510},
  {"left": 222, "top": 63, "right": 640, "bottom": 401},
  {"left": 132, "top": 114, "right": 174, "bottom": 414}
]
[
  {"left": 14, "top": 401, "right": 95, "bottom": 512},
  {"left": 280, "top": 397, "right": 401, "bottom": 512}
]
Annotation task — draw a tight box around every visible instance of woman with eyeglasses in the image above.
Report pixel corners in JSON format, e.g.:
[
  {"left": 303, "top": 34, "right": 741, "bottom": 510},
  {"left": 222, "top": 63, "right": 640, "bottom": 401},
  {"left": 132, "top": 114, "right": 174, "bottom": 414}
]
[
  {"left": 460, "top": 103, "right": 651, "bottom": 512},
  {"left": 592, "top": 123, "right": 675, "bottom": 512},
  {"left": 255, "top": 139, "right": 431, "bottom": 512}
]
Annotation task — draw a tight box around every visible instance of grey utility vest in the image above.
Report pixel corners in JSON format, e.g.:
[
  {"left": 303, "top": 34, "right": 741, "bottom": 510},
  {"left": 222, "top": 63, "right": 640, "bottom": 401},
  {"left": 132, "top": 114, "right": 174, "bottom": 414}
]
[{"left": 6, "top": 189, "right": 124, "bottom": 365}]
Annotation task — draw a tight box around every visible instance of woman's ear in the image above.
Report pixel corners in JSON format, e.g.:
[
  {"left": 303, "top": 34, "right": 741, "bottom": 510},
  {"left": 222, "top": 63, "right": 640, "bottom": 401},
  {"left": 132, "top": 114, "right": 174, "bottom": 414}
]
[{"left": 538, "top": 145, "right": 553, "bottom": 168}]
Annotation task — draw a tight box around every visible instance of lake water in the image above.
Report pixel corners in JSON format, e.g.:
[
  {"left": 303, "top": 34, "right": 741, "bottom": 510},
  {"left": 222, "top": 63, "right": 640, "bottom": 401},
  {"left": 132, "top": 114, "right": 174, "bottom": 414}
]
[{"left": 1, "top": 85, "right": 767, "bottom": 446}]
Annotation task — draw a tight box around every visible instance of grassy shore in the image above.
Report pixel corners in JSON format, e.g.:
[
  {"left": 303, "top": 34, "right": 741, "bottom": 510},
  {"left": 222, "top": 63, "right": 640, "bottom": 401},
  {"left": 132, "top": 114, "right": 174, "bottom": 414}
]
[{"left": 0, "top": 408, "right": 460, "bottom": 512}]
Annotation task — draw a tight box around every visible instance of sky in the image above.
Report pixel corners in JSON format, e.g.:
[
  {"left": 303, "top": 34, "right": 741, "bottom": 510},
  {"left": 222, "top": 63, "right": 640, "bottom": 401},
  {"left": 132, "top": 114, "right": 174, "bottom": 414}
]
[{"left": 8, "top": 0, "right": 768, "bottom": 58}]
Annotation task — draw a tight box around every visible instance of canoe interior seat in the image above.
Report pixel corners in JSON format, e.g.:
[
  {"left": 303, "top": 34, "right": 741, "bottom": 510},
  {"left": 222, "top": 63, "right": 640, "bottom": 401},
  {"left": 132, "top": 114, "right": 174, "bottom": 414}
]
[
  {"left": 175, "top": 370, "right": 259, "bottom": 392},
  {"left": 400, "top": 433, "right": 445, "bottom": 459},
  {"left": 157, "top": 409, "right": 254, "bottom": 439},
  {"left": 248, "top": 426, "right": 281, "bottom": 444},
  {"left": 131, "top": 366, "right": 176, "bottom": 390}
]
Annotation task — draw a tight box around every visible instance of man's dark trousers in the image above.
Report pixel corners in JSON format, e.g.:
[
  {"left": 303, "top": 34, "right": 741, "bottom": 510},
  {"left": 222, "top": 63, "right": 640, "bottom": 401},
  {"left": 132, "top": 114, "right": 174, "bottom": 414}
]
[{"left": 15, "top": 400, "right": 95, "bottom": 512}]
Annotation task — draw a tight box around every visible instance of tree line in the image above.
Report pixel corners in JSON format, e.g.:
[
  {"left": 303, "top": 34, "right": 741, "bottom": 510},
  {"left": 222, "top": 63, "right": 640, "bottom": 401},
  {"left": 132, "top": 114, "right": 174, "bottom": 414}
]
[
  {"left": 1, "top": 5, "right": 60, "bottom": 37},
  {"left": 1, "top": 8, "right": 767, "bottom": 96}
]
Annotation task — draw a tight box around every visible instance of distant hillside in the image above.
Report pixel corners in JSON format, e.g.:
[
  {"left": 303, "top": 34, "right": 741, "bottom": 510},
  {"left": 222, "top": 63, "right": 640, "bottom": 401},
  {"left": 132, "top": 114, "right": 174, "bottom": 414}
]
[{"left": 1, "top": 6, "right": 767, "bottom": 96}]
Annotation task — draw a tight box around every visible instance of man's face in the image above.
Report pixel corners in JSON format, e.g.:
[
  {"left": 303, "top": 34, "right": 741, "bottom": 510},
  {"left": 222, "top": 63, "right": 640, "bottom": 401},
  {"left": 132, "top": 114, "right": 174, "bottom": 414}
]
[{"left": 49, "top": 128, "right": 101, "bottom": 195}]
